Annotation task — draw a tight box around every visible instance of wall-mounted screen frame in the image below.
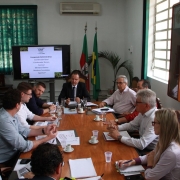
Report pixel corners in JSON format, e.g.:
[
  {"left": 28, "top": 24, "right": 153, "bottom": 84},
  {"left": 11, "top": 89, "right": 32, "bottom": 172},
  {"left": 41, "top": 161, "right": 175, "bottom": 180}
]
[{"left": 12, "top": 45, "right": 71, "bottom": 80}]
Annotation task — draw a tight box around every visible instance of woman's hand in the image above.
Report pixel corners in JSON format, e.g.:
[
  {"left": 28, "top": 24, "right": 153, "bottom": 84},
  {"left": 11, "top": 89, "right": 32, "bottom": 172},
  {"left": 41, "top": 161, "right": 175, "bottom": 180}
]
[{"left": 116, "top": 159, "right": 136, "bottom": 169}]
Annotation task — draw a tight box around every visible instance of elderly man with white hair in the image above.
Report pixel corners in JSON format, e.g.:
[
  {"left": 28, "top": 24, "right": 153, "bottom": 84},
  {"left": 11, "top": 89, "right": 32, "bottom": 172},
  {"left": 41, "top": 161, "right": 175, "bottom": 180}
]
[
  {"left": 99, "top": 75, "right": 136, "bottom": 115},
  {"left": 108, "top": 89, "right": 158, "bottom": 151}
]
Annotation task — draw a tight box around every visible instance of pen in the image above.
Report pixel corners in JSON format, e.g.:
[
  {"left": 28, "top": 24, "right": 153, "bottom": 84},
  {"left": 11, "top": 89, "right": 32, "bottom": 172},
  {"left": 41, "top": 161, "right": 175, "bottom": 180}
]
[
  {"left": 26, "top": 168, "right": 30, "bottom": 172},
  {"left": 101, "top": 173, "right": 104, "bottom": 177},
  {"left": 123, "top": 160, "right": 133, "bottom": 164}
]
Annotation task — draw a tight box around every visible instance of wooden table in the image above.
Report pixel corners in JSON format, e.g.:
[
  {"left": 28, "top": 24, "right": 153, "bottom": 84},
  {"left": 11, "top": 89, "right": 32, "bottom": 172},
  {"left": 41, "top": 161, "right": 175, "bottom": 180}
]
[{"left": 20, "top": 109, "right": 139, "bottom": 180}]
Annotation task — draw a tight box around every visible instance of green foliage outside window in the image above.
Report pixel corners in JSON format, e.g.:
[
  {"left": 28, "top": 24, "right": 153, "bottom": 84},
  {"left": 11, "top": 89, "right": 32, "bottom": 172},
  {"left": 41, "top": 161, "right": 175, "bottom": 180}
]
[{"left": 0, "top": 5, "right": 38, "bottom": 74}]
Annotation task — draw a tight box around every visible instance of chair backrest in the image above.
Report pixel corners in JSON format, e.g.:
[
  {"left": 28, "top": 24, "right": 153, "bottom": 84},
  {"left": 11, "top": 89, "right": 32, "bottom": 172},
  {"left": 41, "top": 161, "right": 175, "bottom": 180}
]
[
  {"left": 66, "top": 70, "right": 87, "bottom": 84},
  {"left": 156, "top": 97, "right": 163, "bottom": 109}
]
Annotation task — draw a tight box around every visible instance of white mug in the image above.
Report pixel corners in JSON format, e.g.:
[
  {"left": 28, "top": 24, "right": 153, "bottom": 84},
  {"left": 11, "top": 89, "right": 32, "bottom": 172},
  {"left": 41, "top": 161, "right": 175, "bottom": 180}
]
[
  {"left": 91, "top": 136, "right": 97, "bottom": 143},
  {"left": 79, "top": 108, "right": 83, "bottom": 113},
  {"left": 95, "top": 115, "right": 100, "bottom": 120},
  {"left": 65, "top": 144, "right": 72, "bottom": 151}
]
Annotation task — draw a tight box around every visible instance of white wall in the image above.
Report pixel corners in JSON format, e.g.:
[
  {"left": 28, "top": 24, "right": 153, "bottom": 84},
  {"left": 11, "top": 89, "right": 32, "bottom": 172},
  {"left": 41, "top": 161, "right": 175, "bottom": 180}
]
[
  {"left": 3, "top": 0, "right": 127, "bottom": 100},
  {"left": 124, "top": 0, "right": 143, "bottom": 78}
]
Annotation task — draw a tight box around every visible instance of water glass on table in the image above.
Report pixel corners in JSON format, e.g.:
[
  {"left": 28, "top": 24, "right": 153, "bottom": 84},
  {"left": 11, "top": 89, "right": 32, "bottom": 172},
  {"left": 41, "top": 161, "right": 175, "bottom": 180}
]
[
  {"left": 92, "top": 130, "right": 99, "bottom": 138},
  {"left": 105, "top": 151, "right": 112, "bottom": 163},
  {"left": 83, "top": 98, "right": 87, "bottom": 108},
  {"left": 101, "top": 112, "right": 106, "bottom": 122}
]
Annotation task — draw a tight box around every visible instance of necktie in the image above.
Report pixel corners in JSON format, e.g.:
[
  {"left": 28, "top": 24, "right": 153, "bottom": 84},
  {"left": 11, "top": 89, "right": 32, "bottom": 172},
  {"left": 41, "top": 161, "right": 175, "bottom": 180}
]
[{"left": 72, "top": 86, "right": 75, "bottom": 99}]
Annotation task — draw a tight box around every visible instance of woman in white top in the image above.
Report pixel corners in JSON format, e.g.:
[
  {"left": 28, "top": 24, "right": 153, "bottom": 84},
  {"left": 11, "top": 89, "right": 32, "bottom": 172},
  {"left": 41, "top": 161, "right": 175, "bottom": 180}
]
[{"left": 117, "top": 108, "right": 180, "bottom": 180}]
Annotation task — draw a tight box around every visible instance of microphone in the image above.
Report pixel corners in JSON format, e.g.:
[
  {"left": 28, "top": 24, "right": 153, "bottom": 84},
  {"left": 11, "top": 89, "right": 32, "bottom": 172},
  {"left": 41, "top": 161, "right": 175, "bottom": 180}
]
[{"left": 80, "top": 99, "right": 84, "bottom": 108}]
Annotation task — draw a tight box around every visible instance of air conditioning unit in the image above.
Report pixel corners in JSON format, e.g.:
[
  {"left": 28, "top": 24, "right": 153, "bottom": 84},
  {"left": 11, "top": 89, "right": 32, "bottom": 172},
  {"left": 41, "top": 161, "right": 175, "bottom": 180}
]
[{"left": 60, "top": 2, "right": 100, "bottom": 15}]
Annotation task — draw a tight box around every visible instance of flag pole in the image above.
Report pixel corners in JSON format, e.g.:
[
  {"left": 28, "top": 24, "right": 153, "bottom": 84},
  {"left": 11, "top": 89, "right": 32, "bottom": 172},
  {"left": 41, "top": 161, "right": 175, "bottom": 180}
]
[
  {"left": 85, "top": 22, "right": 87, "bottom": 34},
  {"left": 95, "top": 22, "right": 97, "bottom": 32}
]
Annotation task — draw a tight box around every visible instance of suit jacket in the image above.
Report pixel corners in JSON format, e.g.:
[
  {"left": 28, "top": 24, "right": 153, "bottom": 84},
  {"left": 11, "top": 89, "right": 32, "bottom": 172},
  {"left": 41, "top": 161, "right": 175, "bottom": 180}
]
[{"left": 58, "top": 82, "right": 90, "bottom": 102}]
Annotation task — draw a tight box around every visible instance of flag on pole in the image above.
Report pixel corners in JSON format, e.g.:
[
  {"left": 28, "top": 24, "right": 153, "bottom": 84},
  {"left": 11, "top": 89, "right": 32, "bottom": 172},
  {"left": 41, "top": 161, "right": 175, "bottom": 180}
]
[
  {"left": 91, "top": 32, "right": 100, "bottom": 100},
  {"left": 80, "top": 34, "right": 90, "bottom": 91}
]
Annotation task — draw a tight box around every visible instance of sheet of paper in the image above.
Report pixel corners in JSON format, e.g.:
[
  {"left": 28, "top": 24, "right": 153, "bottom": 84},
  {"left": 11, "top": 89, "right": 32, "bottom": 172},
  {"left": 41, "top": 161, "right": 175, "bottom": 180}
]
[
  {"left": 64, "top": 107, "right": 77, "bottom": 114},
  {"left": 92, "top": 107, "right": 114, "bottom": 114},
  {"left": 57, "top": 130, "right": 76, "bottom": 140},
  {"left": 69, "top": 158, "right": 97, "bottom": 178},
  {"left": 65, "top": 137, "right": 80, "bottom": 145},
  {"left": 86, "top": 102, "right": 98, "bottom": 107},
  {"left": 35, "top": 135, "right": 57, "bottom": 144}
]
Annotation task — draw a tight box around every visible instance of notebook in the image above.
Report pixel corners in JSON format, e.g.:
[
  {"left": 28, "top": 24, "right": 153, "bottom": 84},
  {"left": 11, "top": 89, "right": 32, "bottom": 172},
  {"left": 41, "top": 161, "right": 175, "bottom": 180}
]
[{"left": 69, "top": 158, "right": 97, "bottom": 178}]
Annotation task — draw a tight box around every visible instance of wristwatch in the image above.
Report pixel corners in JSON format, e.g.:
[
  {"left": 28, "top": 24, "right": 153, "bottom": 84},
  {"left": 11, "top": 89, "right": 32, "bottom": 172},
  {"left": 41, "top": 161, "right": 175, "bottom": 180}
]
[{"left": 117, "top": 135, "right": 122, "bottom": 141}]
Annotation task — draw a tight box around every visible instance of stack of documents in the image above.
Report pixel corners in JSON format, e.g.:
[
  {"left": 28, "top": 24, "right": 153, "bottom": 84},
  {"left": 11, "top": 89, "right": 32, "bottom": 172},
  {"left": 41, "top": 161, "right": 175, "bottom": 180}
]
[
  {"left": 92, "top": 107, "right": 114, "bottom": 114},
  {"left": 64, "top": 107, "right": 77, "bottom": 114},
  {"left": 119, "top": 165, "right": 145, "bottom": 176},
  {"left": 69, "top": 158, "right": 97, "bottom": 178},
  {"left": 56, "top": 130, "right": 80, "bottom": 145}
]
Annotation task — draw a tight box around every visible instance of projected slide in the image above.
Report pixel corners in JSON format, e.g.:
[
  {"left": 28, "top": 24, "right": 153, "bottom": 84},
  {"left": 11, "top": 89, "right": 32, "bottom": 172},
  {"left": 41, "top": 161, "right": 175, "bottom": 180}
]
[{"left": 20, "top": 47, "right": 63, "bottom": 78}]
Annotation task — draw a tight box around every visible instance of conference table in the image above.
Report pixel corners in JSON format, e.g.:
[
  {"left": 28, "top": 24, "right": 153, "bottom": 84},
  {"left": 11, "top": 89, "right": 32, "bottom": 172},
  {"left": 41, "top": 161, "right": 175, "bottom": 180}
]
[{"left": 20, "top": 104, "right": 140, "bottom": 180}]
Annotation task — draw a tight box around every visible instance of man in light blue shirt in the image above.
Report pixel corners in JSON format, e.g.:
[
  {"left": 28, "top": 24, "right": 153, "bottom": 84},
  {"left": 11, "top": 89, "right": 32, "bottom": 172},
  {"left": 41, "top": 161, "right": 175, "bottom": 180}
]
[{"left": 0, "top": 89, "right": 57, "bottom": 165}]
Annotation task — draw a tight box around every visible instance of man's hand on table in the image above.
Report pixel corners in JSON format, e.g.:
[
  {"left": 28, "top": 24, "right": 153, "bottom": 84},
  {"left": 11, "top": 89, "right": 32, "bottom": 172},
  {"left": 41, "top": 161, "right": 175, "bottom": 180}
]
[
  {"left": 99, "top": 102, "right": 106, "bottom": 107},
  {"left": 45, "top": 116, "right": 57, "bottom": 121},
  {"left": 44, "top": 124, "right": 57, "bottom": 139},
  {"left": 108, "top": 129, "right": 120, "bottom": 140}
]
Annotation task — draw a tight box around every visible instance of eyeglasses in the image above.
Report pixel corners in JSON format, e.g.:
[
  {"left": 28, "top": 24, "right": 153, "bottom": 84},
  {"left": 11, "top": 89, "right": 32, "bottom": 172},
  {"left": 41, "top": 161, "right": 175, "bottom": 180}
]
[
  {"left": 152, "top": 121, "right": 160, "bottom": 126},
  {"left": 23, "top": 92, "right": 32, "bottom": 96},
  {"left": 116, "top": 82, "right": 125, "bottom": 85}
]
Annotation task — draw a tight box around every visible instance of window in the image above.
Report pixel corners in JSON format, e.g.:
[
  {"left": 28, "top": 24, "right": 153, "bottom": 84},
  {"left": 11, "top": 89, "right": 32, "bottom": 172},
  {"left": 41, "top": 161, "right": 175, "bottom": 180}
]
[
  {"left": 0, "top": 5, "right": 37, "bottom": 74},
  {"left": 147, "top": 0, "right": 179, "bottom": 82}
]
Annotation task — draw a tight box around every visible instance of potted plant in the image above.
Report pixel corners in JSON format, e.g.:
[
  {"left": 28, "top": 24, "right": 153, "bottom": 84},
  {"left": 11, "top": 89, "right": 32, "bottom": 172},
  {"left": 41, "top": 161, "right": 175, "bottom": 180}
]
[{"left": 88, "top": 50, "right": 133, "bottom": 94}]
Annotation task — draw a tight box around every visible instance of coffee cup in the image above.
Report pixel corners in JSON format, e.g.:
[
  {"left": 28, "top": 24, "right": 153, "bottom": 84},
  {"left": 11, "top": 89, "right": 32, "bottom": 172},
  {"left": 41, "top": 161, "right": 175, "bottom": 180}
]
[
  {"left": 65, "top": 144, "right": 72, "bottom": 152},
  {"left": 79, "top": 108, "right": 83, "bottom": 113},
  {"left": 95, "top": 115, "right": 100, "bottom": 120},
  {"left": 91, "top": 136, "right": 97, "bottom": 143},
  {"left": 78, "top": 103, "right": 81, "bottom": 109}
]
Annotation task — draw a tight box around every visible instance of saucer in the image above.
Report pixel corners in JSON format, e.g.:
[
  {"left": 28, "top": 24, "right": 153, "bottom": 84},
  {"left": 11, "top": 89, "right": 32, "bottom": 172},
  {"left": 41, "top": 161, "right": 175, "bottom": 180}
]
[
  {"left": 115, "top": 119, "right": 119, "bottom": 123},
  {"left": 63, "top": 147, "right": 74, "bottom": 153},
  {"left": 89, "top": 139, "right": 99, "bottom": 144},
  {"left": 94, "top": 118, "right": 102, "bottom": 121},
  {"left": 78, "top": 111, "right": 85, "bottom": 114}
]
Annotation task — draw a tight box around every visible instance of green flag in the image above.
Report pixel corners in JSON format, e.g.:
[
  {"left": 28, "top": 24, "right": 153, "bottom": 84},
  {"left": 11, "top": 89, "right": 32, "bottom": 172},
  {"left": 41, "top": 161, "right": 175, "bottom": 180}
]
[{"left": 91, "top": 32, "right": 100, "bottom": 100}]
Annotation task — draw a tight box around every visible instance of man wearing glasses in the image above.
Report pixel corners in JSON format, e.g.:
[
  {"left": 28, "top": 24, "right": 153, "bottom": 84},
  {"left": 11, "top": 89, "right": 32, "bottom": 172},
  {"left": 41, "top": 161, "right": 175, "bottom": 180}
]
[
  {"left": 16, "top": 82, "right": 56, "bottom": 129},
  {"left": 108, "top": 89, "right": 158, "bottom": 151},
  {"left": 99, "top": 75, "right": 136, "bottom": 115}
]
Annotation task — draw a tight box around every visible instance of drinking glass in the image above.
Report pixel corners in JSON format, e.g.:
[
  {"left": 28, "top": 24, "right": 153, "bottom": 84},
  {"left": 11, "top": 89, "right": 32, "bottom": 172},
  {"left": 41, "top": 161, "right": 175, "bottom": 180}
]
[
  {"left": 105, "top": 151, "right": 112, "bottom": 163},
  {"left": 83, "top": 98, "right": 87, "bottom": 108}
]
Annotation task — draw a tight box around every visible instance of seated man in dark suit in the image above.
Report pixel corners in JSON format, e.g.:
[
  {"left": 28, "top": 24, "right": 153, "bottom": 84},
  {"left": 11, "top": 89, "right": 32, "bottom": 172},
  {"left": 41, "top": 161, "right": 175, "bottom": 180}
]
[
  {"left": 18, "top": 143, "right": 64, "bottom": 180},
  {"left": 26, "top": 82, "right": 56, "bottom": 115},
  {"left": 58, "top": 70, "right": 90, "bottom": 104}
]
